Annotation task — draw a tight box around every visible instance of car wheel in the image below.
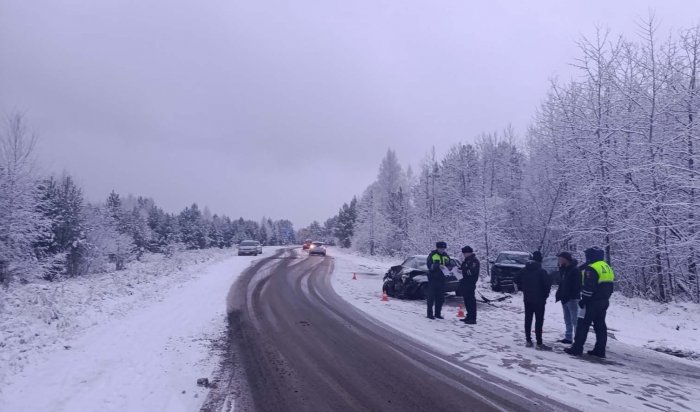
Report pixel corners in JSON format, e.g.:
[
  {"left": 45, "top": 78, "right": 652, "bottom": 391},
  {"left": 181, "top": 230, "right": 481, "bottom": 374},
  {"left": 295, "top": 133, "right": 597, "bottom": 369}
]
[
  {"left": 491, "top": 276, "right": 500, "bottom": 292},
  {"left": 382, "top": 280, "right": 395, "bottom": 297}
]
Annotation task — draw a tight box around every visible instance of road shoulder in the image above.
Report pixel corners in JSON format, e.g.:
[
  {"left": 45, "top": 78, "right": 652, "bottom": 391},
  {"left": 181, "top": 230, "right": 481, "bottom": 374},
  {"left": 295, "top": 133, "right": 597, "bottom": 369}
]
[{"left": 330, "top": 248, "right": 700, "bottom": 412}]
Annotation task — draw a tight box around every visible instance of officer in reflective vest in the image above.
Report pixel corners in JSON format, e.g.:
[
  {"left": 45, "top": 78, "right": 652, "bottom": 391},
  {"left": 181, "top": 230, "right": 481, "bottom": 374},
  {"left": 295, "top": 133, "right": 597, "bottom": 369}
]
[
  {"left": 565, "top": 247, "right": 615, "bottom": 358},
  {"left": 426, "top": 241, "right": 451, "bottom": 319}
]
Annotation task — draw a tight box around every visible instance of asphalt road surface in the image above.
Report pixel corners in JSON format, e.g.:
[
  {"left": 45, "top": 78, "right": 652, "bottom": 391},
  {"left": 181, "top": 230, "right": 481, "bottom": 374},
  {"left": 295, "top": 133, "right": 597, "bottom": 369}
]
[{"left": 201, "top": 248, "right": 573, "bottom": 412}]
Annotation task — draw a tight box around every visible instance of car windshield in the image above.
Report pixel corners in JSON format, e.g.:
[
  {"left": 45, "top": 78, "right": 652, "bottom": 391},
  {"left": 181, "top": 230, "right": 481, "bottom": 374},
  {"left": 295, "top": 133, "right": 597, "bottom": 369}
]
[
  {"left": 312, "top": 242, "right": 324, "bottom": 246},
  {"left": 402, "top": 256, "right": 428, "bottom": 271},
  {"left": 542, "top": 256, "right": 558, "bottom": 266},
  {"left": 496, "top": 253, "right": 529, "bottom": 265},
  {"left": 240, "top": 241, "right": 256, "bottom": 246}
]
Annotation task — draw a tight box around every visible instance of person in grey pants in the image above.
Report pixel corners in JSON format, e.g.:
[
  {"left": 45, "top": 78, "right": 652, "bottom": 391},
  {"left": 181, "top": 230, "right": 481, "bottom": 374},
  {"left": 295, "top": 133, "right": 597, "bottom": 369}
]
[{"left": 554, "top": 252, "right": 581, "bottom": 344}]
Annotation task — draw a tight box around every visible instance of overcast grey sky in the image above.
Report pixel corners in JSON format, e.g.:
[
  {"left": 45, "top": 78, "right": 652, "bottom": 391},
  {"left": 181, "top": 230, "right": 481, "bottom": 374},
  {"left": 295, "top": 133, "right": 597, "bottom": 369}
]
[{"left": 1, "top": 1, "right": 698, "bottom": 227}]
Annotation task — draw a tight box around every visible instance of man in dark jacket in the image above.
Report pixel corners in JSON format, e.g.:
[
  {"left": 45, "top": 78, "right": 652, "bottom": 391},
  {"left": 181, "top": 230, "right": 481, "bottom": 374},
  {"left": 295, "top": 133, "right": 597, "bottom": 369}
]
[
  {"left": 565, "top": 247, "right": 614, "bottom": 358},
  {"left": 555, "top": 252, "right": 581, "bottom": 344},
  {"left": 459, "top": 246, "right": 480, "bottom": 324},
  {"left": 514, "top": 251, "right": 553, "bottom": 350},
  {"left": 426, "top": 241, "right": 451, "bottom": 320}
]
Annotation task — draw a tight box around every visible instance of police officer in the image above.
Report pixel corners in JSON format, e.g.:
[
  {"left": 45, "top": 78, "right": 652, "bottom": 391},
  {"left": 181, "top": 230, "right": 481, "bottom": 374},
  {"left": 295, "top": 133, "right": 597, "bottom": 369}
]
[
  {"left": 426, "top": 241, "right": 451, "bottom": 320},
  {"left": 459, "top": 246, "right": 480, "bottom": 324},
  {"left": 565, "top": 247, "right": 614, "bottom": 358}
]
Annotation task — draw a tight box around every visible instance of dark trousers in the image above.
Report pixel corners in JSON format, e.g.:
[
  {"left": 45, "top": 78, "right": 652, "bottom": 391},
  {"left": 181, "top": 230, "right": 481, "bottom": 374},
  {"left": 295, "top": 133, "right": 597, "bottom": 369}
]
[
  {"left": 426, "top": 281, "right": 445, "bottom": 317},
  {"left": 572, "top": 300, "right": 609, "bottom": 355},
  {"left": 461, "top": 282, "right": 477, "bottom": 321},
  {"left": 524, "top": 301, "right": 545, "bottom": 344}
]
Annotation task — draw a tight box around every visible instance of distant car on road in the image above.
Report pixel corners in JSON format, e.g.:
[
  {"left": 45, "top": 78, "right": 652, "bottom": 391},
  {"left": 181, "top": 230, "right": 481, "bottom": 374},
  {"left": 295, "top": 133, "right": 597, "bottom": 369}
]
[
  {"left": 489, "top": 251, "right": 529, "bottom": 292},
  {"left": 309, "top": 241, "right": 327, "bottom": 256},
  {"left": 383, "top": 255, "right": 461, "bottom": 299},
  {"left": 238, "top": 240, "right": 259, "bottom": 256},
  {"left": 302, "top": 239, "right": 313, "bottom": 251}
]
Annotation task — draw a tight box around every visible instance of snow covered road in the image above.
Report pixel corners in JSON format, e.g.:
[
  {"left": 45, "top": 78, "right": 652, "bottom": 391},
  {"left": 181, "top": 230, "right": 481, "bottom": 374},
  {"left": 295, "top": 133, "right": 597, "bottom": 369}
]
[
  {"left": 1, "top": 250, "right": 262, "bottom": 412},
  {"left": 203, "top": 247, "right": 570, "bottom": 412},
  {"left": 331, "top": 249, "right": 700, "bottom": 412}
]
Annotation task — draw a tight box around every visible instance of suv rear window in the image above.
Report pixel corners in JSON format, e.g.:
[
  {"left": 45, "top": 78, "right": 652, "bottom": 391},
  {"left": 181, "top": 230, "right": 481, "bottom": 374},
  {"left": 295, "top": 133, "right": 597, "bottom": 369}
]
[{"left": 240, "top": 241, "right": 256, "bottom": 246}]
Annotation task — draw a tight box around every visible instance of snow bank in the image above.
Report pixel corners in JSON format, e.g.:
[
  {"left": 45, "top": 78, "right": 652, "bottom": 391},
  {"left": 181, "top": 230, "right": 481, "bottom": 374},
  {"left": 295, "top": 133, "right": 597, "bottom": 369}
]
[
  {"left": 331, "top": 248, "right": 700, "bottom": 412},
  {"left": 0, "top": 247, "right": 268, "bottom": 411}
]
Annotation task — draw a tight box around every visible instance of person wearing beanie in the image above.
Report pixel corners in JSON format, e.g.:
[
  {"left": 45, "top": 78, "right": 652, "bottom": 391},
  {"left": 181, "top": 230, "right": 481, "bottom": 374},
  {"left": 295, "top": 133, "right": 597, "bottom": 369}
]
[
  {"left": 565, "top": 247, "right": 615, "bottom": 358},
  {"left": 555, "top": 252, "right": 581, "bottom": 344},
  {"left": 425, "top": 241, "right": 452, "bottom": 320},
  {"left": 459, "top": 246, "right": 480, "bottom": 324},
  {"left": 513, "top": 250, "right": 552, "bottom": 350}
]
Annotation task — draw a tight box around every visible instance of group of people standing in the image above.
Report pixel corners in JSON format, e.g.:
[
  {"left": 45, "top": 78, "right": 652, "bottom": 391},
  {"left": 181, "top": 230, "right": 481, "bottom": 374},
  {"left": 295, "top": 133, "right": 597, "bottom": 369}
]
[
  {"left": 425, "top": 242, "right": 480, "bottom": 323},
  {"left": 425, "top": 242, "right": 615, "bottom": 359}
]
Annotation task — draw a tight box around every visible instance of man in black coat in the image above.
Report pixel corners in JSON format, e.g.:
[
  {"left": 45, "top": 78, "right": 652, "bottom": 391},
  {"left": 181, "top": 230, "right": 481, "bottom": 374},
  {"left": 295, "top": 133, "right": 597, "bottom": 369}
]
[
  {"left": 555, "top": 252, "right": 581, "bottom": 344},
  {"left": 459, "top": 246, "right": 480, "bottom": 324},
  {"left": 514, "top": 251, "right": 553, "bottom": 350},
  {"left": 426, "top": 241, "right": 451, "bottom": 320}
]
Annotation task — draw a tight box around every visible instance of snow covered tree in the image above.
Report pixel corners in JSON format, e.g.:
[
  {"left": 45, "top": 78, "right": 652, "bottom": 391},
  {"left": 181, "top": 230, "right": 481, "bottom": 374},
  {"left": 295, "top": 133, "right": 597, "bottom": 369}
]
[
  {"left": 35, "top": 174, "right": 86, "bottom": 278},
  {"left": 333, "top": 197, "right": 357, "bottom": 248},
  {"left": 0, "top": 113, "right": 50, "bottom": 282}
]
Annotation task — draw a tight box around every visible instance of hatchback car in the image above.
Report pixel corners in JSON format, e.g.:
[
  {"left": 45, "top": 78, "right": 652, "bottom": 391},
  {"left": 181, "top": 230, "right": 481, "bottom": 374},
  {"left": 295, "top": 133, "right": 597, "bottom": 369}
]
[
  {"left": 308, "top": 241, "right": 327, "bottom": 256},
  {"left": 302, "top": 239, "right": 313, "bottom": 250},
  {"left": 238, "top": 240, "right": 259, "bottom": 256},
  {"left": 382, "top": 255, "right": 461, "bottom": 299}
]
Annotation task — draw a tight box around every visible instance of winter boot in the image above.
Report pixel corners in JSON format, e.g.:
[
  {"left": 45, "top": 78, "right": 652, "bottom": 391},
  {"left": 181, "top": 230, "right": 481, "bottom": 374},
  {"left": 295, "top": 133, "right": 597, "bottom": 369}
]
[
  {"left": 536, "top": 343, "right": 552, "bottom": 351},
  {"left": 564, "top": 347, "right": 582, "bottom": 356},
  {"left": 587, "top": 350, "right": 606, "bottom": 358},
  {"left": 525, "top": 340, "right": 534, "bottom": 348}
]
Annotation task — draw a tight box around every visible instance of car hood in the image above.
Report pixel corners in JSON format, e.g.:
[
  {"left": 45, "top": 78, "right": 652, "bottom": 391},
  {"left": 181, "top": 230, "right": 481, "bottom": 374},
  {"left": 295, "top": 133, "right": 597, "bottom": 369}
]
[{"left": 493, "top": 263, "right": 525, "bottom": 269}]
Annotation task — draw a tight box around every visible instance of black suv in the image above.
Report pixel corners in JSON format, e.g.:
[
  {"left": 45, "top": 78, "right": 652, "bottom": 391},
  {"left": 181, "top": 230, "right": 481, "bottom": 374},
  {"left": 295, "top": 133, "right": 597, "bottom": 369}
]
[
  {"left": 489, "top": 251, "right": 530, "bottom": 291},
  {"left": 490, "top": 251, "right": 561, "bottom": 291}
]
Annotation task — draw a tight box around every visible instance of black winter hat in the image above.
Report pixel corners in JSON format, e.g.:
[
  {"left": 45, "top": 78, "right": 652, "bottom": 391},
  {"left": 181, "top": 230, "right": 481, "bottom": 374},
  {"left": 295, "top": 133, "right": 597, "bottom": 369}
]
[
  {"left": 462, "top": 246, "right": 474, "bottom": 253},
  {"left": 532, "top": 250, "right": 543, "bottom": 262},
  {"left": 436, "top": 241, "right": 447, "bottom": 249},
  {"left": 584, "top": 247, "right": 605, "bottom": 263},
  {"left": 556, "top": 251, "right": 573, "bottom": 262}
]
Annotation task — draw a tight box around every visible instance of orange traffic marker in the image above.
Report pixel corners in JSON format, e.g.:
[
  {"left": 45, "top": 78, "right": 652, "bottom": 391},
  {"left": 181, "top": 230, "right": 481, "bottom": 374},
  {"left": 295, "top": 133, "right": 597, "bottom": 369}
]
[
  {"left": 457, "top": 305, "right": 465, "bottom": 318},
  {"left": 352, "top": 273, "right": 357, "bottom": 280},
  {"left": 381, "top": 292, "right": 389, "bottom": 302}
]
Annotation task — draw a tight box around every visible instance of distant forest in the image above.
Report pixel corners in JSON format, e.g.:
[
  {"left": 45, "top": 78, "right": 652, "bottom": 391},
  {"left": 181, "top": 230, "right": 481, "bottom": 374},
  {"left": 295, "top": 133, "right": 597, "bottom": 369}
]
[{"left": 0, "top": 114, "right": 295, "bottom": 283}]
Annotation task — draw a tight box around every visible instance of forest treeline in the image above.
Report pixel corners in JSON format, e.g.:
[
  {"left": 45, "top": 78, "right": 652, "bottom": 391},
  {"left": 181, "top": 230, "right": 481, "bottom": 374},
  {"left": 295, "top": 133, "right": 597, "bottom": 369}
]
[
  {"left": 0, "top": 114, "right": 295, "bottom": 284},
  {"left": 310, "top": 21, "right": 700, "bottom": 303}
]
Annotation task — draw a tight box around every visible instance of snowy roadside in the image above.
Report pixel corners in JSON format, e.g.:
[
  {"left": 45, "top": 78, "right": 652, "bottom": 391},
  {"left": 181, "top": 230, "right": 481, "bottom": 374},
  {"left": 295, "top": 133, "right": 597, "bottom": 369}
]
[
  {"left": 330, "top": 248, "right": 700, "bottom": 412},
  {"left": 0, "top": 247, "right": 270, "bottom": 412}
]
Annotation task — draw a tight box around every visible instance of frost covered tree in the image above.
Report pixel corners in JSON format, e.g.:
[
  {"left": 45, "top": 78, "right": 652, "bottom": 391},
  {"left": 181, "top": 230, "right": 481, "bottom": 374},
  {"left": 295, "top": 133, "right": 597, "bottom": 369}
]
[
  {"left": 35, "top": 175, "right": 86, "bottom": 278},
  {"left": 0, "top": 113, "right": 49, "bottom": 282},
  {"left": 333, "top": 197, "right": 357, "bottom": 248}
]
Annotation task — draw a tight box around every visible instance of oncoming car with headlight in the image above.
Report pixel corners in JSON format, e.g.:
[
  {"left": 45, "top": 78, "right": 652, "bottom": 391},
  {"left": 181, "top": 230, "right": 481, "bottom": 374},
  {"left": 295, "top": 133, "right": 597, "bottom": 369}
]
[{"left": 308, "top": 241, "right": 327, "bottom": 256}]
